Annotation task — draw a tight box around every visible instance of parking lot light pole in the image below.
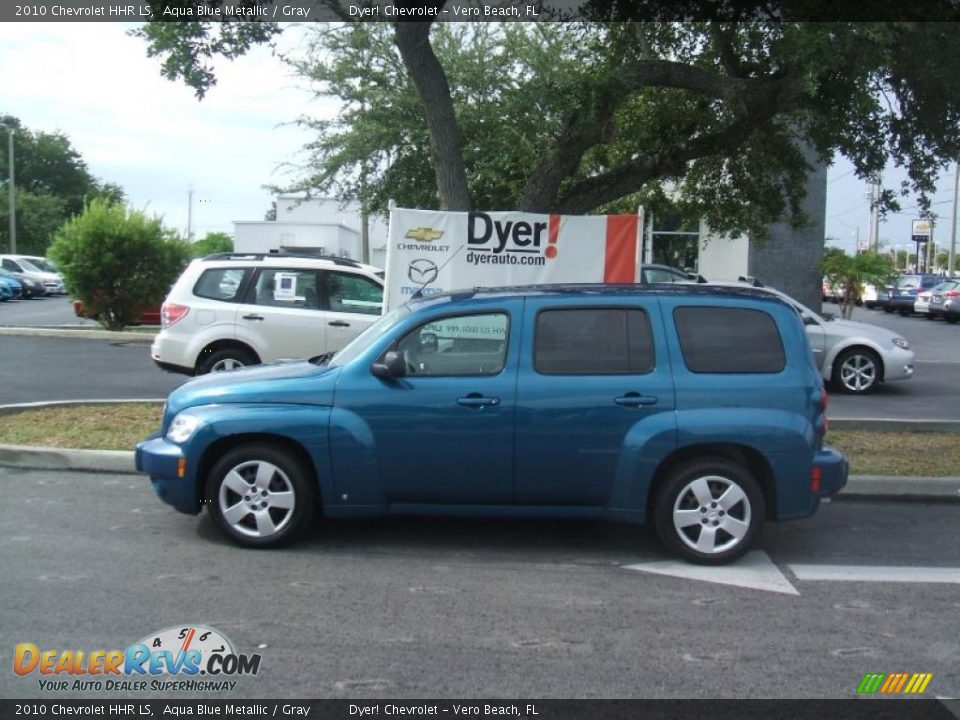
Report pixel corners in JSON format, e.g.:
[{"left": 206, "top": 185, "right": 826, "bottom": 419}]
[
  {"left": 6, "top": 126, "right": 14, "bottom": 254},
  {"left": 950, "top": 159, "right": 958, "bottom": 278}
]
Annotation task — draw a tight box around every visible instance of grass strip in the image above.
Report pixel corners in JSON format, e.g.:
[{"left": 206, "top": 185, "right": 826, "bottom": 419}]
[{"left": 0, "top": 405, "right": 957, "bottom": 477}]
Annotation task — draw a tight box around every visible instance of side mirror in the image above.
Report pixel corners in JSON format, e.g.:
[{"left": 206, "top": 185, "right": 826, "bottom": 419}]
[
  {"left": 371, "top": 350, "right": 406, "bottom": 379},
  {"left": 803, "top": 315, "right": 818, "bottom": 326}
]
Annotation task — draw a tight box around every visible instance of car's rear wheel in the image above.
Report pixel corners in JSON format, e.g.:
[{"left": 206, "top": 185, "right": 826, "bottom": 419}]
[
  {"left": 898, "top": 308, "right": 911, "bottom": 317},
  {"left": 207, "top": 444, "right": 315, "bottom": 548},
  {"left": 654, "top": 458, "right": 764, "bottom": 565},
  {"left": 197, "top": 346, "right": 257, "bottom": 374},
  {"left": 832, "top": 347, "right": 881, "bottom": 394}
]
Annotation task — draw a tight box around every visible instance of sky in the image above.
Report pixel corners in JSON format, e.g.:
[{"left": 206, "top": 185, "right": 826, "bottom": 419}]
[
  {"left": 0, "top": 22, "right": 325, "bottom": 239},
  {"left": 1, "top": 22, "right": 958, "bottom": 257}
]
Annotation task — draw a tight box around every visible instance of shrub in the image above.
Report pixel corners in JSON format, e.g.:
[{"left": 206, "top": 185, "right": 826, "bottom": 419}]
[{"left": 48, "top": 198, "right": 191, "bottom": 330}]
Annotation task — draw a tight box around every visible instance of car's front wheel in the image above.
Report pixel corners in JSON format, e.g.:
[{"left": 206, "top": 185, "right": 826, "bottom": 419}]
[
  {"left": 654, "top": 459, "right": 764, "bottom": 565},
  {"left": 832, "top": 347, "right": 881, "bottom": 394},
  {"left": 206, "top": 444, "right": 315, "bottom": 548}
]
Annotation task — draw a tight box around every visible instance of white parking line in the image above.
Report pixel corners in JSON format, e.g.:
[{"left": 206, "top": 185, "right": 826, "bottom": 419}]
[{"left": 789, "top": 565, "right": 960, "bottom": 584}]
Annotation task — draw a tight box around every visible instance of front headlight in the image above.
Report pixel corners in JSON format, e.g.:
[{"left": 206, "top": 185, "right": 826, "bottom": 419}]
[
  {"left": 166, "top": 412, "right": 203, "bottom": 443},
  {"left": 21, "top": 278, "right": 35, "bottom": 288},
  {"left": 892, "top": 337, "right": 910, "bottom": 350}
]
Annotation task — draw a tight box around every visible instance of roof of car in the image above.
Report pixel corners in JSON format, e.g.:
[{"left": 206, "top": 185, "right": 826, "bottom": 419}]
[{"left": 409, "top": 283, "right": 791, "bottom": 307}]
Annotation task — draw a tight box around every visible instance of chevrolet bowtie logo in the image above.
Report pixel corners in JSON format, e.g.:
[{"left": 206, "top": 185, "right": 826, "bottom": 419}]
[{"left": 405, "top": 227, "right": 444, "bottom": 242}]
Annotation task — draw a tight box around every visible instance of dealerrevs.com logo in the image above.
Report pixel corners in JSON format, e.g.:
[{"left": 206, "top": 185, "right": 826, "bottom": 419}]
[{"left": 13, "top": 625, "right": 261, "bottom": 693}]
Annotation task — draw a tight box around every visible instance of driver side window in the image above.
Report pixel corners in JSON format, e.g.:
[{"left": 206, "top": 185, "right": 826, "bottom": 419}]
[{"left": 396, "top": 313, "right": 509, "bottom": 377}]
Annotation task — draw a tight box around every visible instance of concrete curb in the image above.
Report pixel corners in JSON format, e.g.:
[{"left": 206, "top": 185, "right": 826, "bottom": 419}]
[
  {"left": 0, "top": 443, "right": 957, "bottom": 500},
  {"left": 0, "top": 443, "right": 136, "bottom": 474},
  {"left": 0, "top": 399, "right": 164, "bottom": 417},
  {"left": 0, "top": 326, "right": 156, "bottom": 343},
  {"left": 830, "top": 418, "right": 960, "bottom": 432}
]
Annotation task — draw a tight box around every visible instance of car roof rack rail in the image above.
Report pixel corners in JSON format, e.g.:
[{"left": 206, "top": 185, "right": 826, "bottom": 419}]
[{"left": 201, "top": 250, "right": 363, "bottom": 268}]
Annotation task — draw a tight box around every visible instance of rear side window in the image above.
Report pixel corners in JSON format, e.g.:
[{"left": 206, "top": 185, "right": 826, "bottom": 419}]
[
  {"left": 535, "top": 308, "right": 654, "bottom": 375},
  {"left": 193, "top": 268, "right": 248, "bottom": 302},
  {"left": 325, "top": 271, "right": 383, "bottom": 315},
  {"left": 674, "top": 306, "right": 785, "bottom": 373}
]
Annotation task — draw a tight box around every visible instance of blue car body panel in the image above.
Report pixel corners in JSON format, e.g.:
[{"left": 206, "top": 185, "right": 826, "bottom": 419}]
[{"left": 137, "top": 285, "right": 847, "bottom": 528}]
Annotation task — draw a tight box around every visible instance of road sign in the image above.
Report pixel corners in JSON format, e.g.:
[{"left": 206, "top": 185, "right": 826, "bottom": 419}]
[{"left": 912, "top": 219, "right": 932, "bottom": 243}]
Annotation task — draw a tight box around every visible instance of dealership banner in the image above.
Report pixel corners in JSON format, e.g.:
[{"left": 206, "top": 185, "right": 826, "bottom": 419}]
[{"left": 384, "top": 206, "right": 643, "bottom": 311}]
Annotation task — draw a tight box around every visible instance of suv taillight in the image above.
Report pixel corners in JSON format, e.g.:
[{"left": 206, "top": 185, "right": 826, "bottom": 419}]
[
  {"left": 946, "top": 290, "right": 960, "bottom": 298},
  {"left": 162, "top": 302, "right": 189, "bottom": 328}
]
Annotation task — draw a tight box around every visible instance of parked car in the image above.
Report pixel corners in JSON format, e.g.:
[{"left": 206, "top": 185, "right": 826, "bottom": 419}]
[
  {"left": 861, "top": 282, "right": 879, "bottom": 309},
  {"left": 0, "top": 266, "right": 42, "bottom": 298},
  {"left": 0, "top": 255, "right": 65, "bottom": 295},
  {"left": 880, "top": 274, "right": 943, "bottom": 316},
  {"left": 136, "top": 283, "right": 848, "bottom": 564},
  {"left": 73, "top": 298, "right": 162, "bottom": 326},
  {"left": 0, "top": 271, "right": 22, "bottom": 301},
  {"left": 151, "top": 252, "right": 385, "bottom": 375},
  {"left": 913, "top": 281, "right": 954, "bottom": 318},
  {"left": 17, "top": 256, "right": 67, "bottom": 294},
  {"left": 708, "top": 281, "right": 913, "bottom": 394},
  {"left": 927, "top": 280, "right": 960, "bottom": 323}
]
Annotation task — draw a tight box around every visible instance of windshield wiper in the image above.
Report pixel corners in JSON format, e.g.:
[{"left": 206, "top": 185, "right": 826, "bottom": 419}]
[{"left": 308, "top": 351, "right": 335, "bottom": 366}]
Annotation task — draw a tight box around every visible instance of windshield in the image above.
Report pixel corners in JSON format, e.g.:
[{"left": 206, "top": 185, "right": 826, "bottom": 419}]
[
  {"left": 328, "top": 305, "right": 411, "bottom": 368},
  {"left": 18, "top": 259, "right": 44, "bottom": 273},
  {"left": 28, "top": 258, "right": 58, "bottom": 272},
  {"left": 897, "top": 275, "right": 920, "bottom": 289}
]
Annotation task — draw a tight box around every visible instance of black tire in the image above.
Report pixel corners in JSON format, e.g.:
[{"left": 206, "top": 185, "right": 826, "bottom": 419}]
[
  {"left": 946, "top": 315, "right": 958, "bottom": 324},
  {"left": 898, "top": 308, "right": 911, "bottom": 317},
  {"left": 883, "top": 306, "right": 893, "bottom": 313},
  {"left": 196, "top": 346, "right": 257, "bottom": 374},
  {"left": 206, "top": 443, "right": 316, "bottom": 548},
  {"left": 924, "top": 313, "right": 936, "bottom": 320},
  {"left": 654, "top": 458, "right": 764, "bottom": 565},
  {"left": 831, "top": 346, "right": 882, "bottom": 394}
]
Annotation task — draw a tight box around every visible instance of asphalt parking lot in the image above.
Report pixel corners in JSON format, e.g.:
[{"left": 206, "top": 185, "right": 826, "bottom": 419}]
[{"left": 1, "top": 466, "right": 958, "bottom": 700}]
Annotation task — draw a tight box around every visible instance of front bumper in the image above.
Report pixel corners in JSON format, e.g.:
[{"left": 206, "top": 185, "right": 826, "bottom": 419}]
[
  {"left": 882, "top": 346, "right": 915, "bottom": 382},
  {"left": 135, "top": 431, "right": 200, "bottom": 515},
  {"left": 815, "top": 446, "right": 848, "bottom": 498}
]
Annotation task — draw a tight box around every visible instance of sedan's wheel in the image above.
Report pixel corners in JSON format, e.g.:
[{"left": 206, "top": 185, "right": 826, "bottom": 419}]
[
  {"left": 832, "top": 347, "right": 881, "bottom": 394},
  {"left": 207, "top": 444, "right": 315, "bottom": 548},
  {"left": 898, "top": 308, "right": 911, "bottom": 317},
  {"left": 198, "top": 347, "right": 256, "bottom": 374},
  {"left": 654, "top": 459, "right": 764, "bottom": 565}
]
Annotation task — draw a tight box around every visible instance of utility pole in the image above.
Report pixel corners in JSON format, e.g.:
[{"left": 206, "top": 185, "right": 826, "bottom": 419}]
[
  {"left": 868, "top": 178, "right": 881, "bottom": 252},
  {"left": 7, "top": 127, "right": 15, "bottom": 253},
  {"left": 950, "top": 159, "right": 958, "bottom": 277},
  {"left": 186, "top": 183, "right": 194, "bottom": 242}
]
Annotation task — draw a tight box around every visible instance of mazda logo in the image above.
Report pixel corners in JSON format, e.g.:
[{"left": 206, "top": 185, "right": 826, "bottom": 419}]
[{"left": 408, "top": 259, "right": 439, "bottom": 285}]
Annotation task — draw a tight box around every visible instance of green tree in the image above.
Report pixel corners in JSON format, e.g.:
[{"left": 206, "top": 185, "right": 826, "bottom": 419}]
[
  {"left": 189, "top": 230, "right": 233, "bottom": 257},
  {"left": 821, "top": 249, "right": 895, "bottom": 319},
  {"left": 48, "top": 198, "right": 190, "bottom": 331},
  {"left": 1, "top": 115, "right": 125, "bottom": 253},
  {"left": 139, "top": 16, "right": 960, "bottom": 240}
]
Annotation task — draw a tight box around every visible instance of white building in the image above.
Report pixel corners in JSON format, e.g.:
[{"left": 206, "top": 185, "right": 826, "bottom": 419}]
[{"left": 233, "top": 195, "right": 389, "bottom": 267}]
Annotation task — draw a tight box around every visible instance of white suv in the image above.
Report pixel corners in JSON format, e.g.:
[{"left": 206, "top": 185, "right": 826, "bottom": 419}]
[{"left": 152, "top": 252, "right": 385, "bottom": 375}]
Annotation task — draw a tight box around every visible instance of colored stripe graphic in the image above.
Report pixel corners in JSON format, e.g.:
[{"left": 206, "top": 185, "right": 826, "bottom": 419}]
[
  {"left": 857, "top": 672, "right": 932, "bottom": 694},
  {"left": 857, "top": 673, "right": 885, "bottom": 693},
  {"left": 603, "top": 215, "right": 639, "bottom": 283}
]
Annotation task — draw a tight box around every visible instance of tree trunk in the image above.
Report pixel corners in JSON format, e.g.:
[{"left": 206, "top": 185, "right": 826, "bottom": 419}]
[{"left": 394, "top": 22, "right": 472, "bottom": 211}]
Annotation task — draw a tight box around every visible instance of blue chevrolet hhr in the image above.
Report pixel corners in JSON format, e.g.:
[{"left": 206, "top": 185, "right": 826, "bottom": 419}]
[{"left": 136, "top": 284, "right": 847, "bottom": 564}]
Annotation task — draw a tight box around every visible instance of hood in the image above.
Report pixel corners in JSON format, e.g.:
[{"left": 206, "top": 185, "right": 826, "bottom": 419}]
[
  {"left": 164, "top": 360, "right": 340, "bottom": 421},
  {"left": 825, "top": 317, "right": 903, "bottom": 342}
]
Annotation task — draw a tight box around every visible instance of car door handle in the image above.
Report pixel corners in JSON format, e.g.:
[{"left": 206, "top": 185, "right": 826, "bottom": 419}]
[
  {"left": 329, "top": 320, "right": 351, "bottom": 327},
  {"left": 457, "top": 395, "right": 500, "bottom": 408},
  {"left": 242, "top": 314, "right": 264, "bottom": 321},
  {"left": 614, "top": 393, "right": 658, "bottom": 407}
]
